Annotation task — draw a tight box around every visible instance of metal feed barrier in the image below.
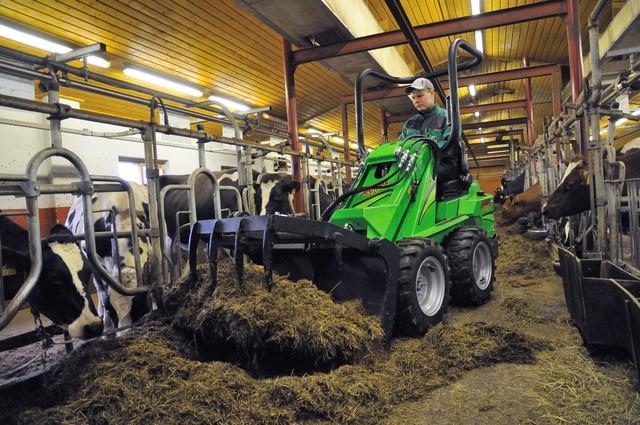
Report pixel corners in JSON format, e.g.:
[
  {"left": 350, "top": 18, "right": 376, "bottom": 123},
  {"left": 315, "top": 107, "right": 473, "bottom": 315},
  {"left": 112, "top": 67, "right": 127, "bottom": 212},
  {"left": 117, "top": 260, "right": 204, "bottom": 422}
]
[
  {"left": 558, "top": 247, "right": 640, "bottom": 383},
  {"left": 0, "top": 147, "right": 154, "bottom": 335},
  {"left": 545, "top": 0, "right": 640, "bottom": 387}
]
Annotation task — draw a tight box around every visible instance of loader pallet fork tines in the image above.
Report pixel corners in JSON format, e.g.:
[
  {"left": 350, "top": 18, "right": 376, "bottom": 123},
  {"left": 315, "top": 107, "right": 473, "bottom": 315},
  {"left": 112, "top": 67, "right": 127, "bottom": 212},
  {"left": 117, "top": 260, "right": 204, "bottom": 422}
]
[
  {"left": 188, "top": 215, "right": 400, "bottom": 339},
  {"left": 187, "top": 38, "right": 498, "bottom": 340}
]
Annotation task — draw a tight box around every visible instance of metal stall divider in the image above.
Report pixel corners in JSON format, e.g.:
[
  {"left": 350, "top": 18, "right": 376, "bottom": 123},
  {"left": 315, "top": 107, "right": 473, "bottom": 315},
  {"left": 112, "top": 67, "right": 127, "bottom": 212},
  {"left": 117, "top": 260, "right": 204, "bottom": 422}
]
[{"left": 0, "top": 148, "right": 152, "bottom": 334}]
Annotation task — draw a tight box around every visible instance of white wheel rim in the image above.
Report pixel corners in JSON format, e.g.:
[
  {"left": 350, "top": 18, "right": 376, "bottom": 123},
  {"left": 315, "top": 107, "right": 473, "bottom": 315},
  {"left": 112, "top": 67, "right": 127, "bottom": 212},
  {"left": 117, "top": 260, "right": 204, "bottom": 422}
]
[
  {"left": 473, "top": 241, "right": 493, "bottom": 290},
  {"left": 416, "top": 256, "right": 446, "bottom": 316}
]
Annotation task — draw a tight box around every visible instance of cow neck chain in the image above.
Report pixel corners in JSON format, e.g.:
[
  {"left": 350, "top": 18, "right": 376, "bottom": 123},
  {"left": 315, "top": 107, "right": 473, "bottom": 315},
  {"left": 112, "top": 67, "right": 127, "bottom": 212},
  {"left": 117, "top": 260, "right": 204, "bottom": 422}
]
[{"left": 31, "top": 310, "right": 53, "bottom": 383}]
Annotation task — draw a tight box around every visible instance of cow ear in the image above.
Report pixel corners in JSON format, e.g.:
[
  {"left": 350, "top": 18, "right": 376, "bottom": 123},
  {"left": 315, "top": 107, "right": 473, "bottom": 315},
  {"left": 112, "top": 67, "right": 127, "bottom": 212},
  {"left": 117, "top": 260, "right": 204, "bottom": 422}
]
[
  {"left": 49, "top": 224, "right": 74, "bottom": 238},
  {"left": 48, "top": 224, "right": 76, "bottom": 243}
]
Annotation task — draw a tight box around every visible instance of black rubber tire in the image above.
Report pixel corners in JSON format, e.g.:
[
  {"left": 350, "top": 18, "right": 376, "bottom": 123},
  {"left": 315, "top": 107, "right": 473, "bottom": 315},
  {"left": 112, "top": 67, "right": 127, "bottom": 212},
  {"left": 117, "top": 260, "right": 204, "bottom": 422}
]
[
  {"left": 394, "top": 238, "right": 450, "bottom": 337},
  {"left": 444, "top": 227, "right": 496, "bottom": 306}
]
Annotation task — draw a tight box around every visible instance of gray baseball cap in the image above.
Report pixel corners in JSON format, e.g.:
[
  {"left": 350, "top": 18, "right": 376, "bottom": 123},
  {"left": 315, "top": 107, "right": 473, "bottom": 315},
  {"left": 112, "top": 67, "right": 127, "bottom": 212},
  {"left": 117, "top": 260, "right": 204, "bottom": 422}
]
[{"left": 405, "top": 77, "right": 434, "bottom": 94}]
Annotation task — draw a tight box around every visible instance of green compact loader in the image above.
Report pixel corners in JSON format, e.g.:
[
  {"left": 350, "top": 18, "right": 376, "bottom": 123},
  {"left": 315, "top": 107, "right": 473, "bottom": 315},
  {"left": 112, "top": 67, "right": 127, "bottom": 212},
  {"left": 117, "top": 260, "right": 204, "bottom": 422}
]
[{"left": 188, "top": 39, "right": 498, "bottom": 339}]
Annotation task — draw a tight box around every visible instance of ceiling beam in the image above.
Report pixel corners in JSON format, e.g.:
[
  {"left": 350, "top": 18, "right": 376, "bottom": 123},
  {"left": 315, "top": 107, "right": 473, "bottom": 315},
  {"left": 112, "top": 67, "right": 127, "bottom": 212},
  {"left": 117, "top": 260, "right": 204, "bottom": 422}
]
[
  {"left": 342, "top": 64, "right": 559, "bottom": 103},
  {"left": 466, "top": 130, "right": 524, "bottom": 140},
  {"left": 384, "top": 0, "right": 447, "bottom": 104},
  {"left": 386, "top": 100, "right": 528, "bottom": 124},
  {"left": 463, "top": 117, "right": 528, "bottom": 130},
  {"left": 470, "top": 159, "right": 509, "bottom": 168},
  {"left": 292, "top": 0, "right": 567, "bottom": 65}
]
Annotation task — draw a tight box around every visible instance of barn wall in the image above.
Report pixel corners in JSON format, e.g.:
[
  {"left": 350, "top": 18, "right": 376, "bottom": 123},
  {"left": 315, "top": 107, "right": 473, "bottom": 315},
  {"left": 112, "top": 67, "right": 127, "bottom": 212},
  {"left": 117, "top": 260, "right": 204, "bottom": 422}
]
[{"left": 472, "top": 166, "right": 506, "bottom": 194}]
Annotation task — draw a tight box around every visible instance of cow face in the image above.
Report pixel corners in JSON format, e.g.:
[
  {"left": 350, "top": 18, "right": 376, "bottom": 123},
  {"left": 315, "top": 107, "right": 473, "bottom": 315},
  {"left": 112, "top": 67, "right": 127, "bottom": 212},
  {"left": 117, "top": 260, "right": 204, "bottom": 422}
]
[
  {"left": 543, "top": 158, "right": 591, "bottom": 220},
  {"left": 258, "top": 175, "right": 301, "bottom": 215},
  {"left": 28, "top": 225, "right": 103, "bottom": 339}
]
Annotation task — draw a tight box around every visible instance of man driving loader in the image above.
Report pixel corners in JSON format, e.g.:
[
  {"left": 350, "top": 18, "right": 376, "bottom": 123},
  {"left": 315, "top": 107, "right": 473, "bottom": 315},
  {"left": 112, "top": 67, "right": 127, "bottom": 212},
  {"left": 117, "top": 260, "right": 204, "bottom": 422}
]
[
  {"left": 400, "top": 77, "right": 471, "bottom": 199},
  {"left": 399, "top": 77, "right": 450, "bottom": 145}
]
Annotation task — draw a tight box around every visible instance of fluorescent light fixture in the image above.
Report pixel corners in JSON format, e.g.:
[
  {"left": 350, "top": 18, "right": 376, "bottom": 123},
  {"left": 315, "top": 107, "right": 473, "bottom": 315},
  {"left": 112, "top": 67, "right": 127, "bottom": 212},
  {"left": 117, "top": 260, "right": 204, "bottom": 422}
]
[
  {"left": 349, "top": 142, "right": 359, "bottom": 149},
  {"left": 488, "top": 144, "right": 509, "bottom": 149},
  {"left": 469, "top": 84, "right": 477, "bottom": 97},
  {"left": 475, "top": 30, "right": 484, "bottom": 53},
  {"left": 208, "top": 95, "right": 250, "bottom": 112},
  {"left": 480, "top": 137, "right": 485, "bottom": 143},
  {"left": 307, "top": 128, "right": 323, "bottom": 134},
  {"left": 86, "top": 56, "right": 110, "bottom": 68},
  {"left": 332, "top": 136, "right": 344, "bottom": 143},
  {"left": 471, "top": 0, "right": 481, "bottom": 15},
  {"left": 633, "top": 110, "right": 640, "bottom": 116},
  {"left": 124, "top": 67, "right": 203, "bottom": 97},
  {"left": 474, "top": 111, "right": 480, "bottom": 118},
  {"left": 0, "top": 22, "right": 110, "bottom": 68}
]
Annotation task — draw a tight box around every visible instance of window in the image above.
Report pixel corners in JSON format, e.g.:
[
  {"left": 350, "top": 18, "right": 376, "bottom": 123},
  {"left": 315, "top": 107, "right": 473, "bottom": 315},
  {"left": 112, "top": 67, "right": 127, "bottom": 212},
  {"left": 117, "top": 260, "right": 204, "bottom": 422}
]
[{"left": 118, "top": 157, "right": 166, "bottom": 185}]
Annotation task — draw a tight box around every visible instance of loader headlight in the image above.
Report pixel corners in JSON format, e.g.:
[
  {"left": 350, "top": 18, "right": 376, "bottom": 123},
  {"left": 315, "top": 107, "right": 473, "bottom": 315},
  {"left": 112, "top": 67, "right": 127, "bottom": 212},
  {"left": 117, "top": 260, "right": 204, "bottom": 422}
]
[{"left": 344, "top": 223, "right": 354, "bottom": 231}]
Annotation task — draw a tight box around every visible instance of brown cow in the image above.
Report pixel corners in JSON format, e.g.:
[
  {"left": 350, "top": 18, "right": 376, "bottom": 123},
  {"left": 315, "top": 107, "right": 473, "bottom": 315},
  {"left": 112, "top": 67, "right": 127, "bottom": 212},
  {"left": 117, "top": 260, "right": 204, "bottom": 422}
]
[
  {"left": 543, "top": 149, "right": 640, "bottom": 219},
  {"left": 498, "top": 182, "right": 541, "bottom": 226}
]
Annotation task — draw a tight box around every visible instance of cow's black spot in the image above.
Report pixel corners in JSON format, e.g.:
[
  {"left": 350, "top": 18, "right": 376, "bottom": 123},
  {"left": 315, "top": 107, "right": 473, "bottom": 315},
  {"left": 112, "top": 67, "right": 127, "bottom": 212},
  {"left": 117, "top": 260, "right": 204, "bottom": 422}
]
[
  {"left": 67, "top": 210, "right": 76, "bottom": 227},
  {"left": 93, "top": 217, "right": 112, "bottom": 257},
  {"left": 142, "top": 202, "right": 150, "bottom": 222}
]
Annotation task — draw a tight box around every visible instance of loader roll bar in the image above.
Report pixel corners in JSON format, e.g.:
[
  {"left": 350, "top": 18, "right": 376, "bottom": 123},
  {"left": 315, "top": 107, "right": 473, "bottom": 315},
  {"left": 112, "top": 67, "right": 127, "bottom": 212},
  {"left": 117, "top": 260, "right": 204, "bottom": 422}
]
[{"left": 354, "top": 39, "right": 483, "bottom": 158}]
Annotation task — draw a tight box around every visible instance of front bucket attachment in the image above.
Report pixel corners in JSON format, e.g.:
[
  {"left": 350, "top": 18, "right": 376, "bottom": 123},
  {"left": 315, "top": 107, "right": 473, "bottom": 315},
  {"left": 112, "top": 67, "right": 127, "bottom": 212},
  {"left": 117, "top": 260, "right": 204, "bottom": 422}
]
[{"left": 188, "top": 215, "right": 400, "bottom": 339}]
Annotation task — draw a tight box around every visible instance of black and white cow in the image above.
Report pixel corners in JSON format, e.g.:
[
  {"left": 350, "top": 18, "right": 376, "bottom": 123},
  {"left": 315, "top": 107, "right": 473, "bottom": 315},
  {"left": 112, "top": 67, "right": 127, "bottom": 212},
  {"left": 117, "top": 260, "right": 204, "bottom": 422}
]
[
  {"left": 1, "top": 215, "right": 103, "bottom": 339},
  {"left": 65, "top": 183, "right": 154, "bottom": 330}
]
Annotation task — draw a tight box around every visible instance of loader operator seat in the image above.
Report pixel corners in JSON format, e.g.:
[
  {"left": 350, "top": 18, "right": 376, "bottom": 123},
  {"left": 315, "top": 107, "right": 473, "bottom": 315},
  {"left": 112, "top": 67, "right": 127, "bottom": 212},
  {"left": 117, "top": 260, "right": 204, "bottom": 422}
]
[{"left": 436, "top": 130, "right": 473, "bottom": 200}]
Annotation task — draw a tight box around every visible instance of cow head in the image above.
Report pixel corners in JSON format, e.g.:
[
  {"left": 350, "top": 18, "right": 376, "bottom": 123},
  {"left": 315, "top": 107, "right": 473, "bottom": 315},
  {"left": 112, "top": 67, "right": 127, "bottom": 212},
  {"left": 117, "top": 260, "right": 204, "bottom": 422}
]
[
  {"left": 543, "top": 157, "right": 591, "bottom": 220},
  {"left": 257, "top": 174, "right": 301, "bottom": 215},
  {"left": 28, "top": 224, "right": 103, "bottom": 339}
]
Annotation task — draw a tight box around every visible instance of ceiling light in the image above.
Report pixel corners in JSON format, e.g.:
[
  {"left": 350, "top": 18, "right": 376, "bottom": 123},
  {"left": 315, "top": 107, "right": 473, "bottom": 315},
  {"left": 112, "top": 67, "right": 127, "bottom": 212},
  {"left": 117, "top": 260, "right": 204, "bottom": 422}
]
[
  {"left": 0, "top": 22, "right": 110, "bottom": 68},
  {"left": 474, "top": 111, "right": 480, "bottom": 118},
  {"left": 475, "top": 30, "right": 484, "bottom": 53},
  {"left": 86, "top": 56, "right": 110, "bottom": 68},
  {"left": 307, "top": 128, "right": 323, "bottom": 134},
  {"left": 124, "top": 67, "right": 203, "bottom": 97},
  {"left": 480, "top": 137, "right": 485, "bottom": 143},
  {"left": 471, "top": 0, "right": 482, "bottom": 15},
  {"left": 332, "top": 136, "right": 344, "bottom": 143},
  {"left": 469, "top": 84, "right": 477, "bottom": 97},
  {"left": 349, "top": 142, "right": 358, "bottom": 149},
  {"left": 208, "top": 95, "right": 250, "bottom": 112}
]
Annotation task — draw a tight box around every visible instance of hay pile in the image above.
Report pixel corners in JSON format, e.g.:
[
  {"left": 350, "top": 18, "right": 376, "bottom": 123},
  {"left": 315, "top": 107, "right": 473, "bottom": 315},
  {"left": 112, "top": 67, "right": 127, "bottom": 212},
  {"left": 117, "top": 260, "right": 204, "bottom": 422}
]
[
  {"left": 532, "top": 349, "right": 640, "bottom": 425},
  {"left": 496, "top": 230, "right": 553, "bottom": 286},
  {"left": 163, "top": 260, "right": 384, "bottom": 373},
  {"left": 501, "top": 297, "right": 549, "bottom": 324},
  {"left": 0, "top": 321, "right": 544, "bottom": 425}
]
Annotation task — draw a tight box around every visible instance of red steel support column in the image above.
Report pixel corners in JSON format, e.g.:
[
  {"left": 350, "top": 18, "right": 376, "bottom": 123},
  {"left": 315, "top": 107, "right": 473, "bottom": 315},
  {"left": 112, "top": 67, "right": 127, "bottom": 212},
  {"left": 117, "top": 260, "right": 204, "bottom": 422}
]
[
  {"left": 566, "top": 0, "right": 583, "bottom": 104},
  {"left": 565, "top": 0, "right": 588, "bottom": 153},
  {"left": 341, "top": 102, "right": 352, "bottom": 183},
  {"left": 523, "top": 57, "right": 536, "bottom": 145},
  {"left": 282, "top": 38, "right": 304, "bottom": 212},
  {"left": 380, "top": 109, "right": 388, "bottom": 143}
]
